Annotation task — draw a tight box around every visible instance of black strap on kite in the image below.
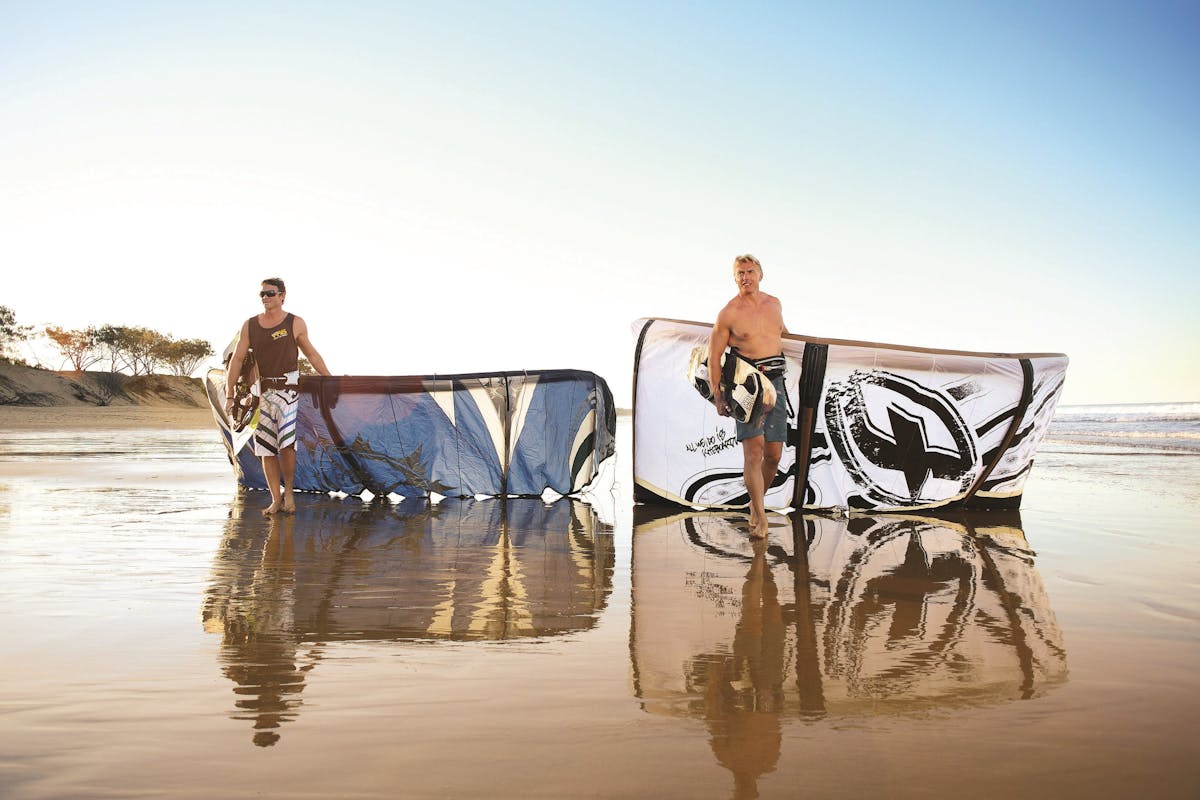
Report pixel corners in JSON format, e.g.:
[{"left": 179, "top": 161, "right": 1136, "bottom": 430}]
[
  {"left": 962, "top": 358, "right": 1034, "bottom": 507},
  {"left": 631, "top": 319, "right": 658, "bottom": 504},
  {"left": 791, "top": 343, "right": 828, "bottom": 509},
  {"left": 309, "top": 376, "right": 389, "bottom": 497}
]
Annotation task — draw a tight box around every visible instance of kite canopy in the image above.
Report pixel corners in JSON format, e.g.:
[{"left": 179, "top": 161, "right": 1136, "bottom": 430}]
[
  {"left": 205, "top": 369, "right": 616, "bottom": 497},
  {"left": 632, "top": 318, "right": 1068, "bottom": 513}
]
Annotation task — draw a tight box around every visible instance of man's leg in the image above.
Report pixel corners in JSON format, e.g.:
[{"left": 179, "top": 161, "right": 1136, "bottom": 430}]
[
  {"left": 279, "top": 446, "right": 297, "bottom": 514},
  {"left": 261, "top": 455, "right": 283, "bottom": 515},
  {"left": 762, "top": 441, "right": 783, "bottom": 494},
  {"left": 751, "top": 375, "right": 786, "bottom": 536},
  {"left": 742, "top": 435, "right": 769, "bottom": 538}
]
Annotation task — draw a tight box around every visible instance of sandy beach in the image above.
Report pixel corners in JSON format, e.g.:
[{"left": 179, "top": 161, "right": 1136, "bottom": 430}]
[{"left": 0, "top": 412, "right": 1197, "bottom": 799}]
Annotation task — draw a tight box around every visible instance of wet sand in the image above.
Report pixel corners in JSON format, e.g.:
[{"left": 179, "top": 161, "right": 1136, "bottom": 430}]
[
  {"left": 0, "top": 417, "right": 1197, "bottom": 799},
  {"left": 0, "top": 405, "right": 213, "bottom": 432}
]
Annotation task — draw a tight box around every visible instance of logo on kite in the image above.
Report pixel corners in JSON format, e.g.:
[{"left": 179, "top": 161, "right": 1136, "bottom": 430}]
[{"left": 825, "top": 370, "right": 977, "bottom": 506}]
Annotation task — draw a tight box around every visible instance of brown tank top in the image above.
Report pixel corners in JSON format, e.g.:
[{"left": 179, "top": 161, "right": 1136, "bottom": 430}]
[{"left": 248, "top": 313, "right": 299, "bottom": 384}]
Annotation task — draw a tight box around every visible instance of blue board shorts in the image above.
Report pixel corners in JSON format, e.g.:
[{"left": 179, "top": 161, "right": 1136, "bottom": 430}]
[{"left": 736, "top": 373, "right": 787, "bottom": 443}]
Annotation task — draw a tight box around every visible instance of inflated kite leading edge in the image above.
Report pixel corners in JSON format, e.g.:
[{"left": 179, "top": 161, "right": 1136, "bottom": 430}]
[
  {"left": 633, "top": 317, "right": 1068, "bottom": 513},
  {"left": 205, "top": 369, "right": 616, "bottom": 497}
]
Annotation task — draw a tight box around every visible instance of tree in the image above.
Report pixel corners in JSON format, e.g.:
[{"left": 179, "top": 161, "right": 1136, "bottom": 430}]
[
  {"left": 96, "top": 325, "right": 166, "bottom": 376},
  {"left": 155, "top": 337, "right": 214, "bottom": 377},
  {"left": 0, "top": 305, "right": 34, "bottom": 361},
  {"left": 95, "top": 325, "right": 126, "bottom": 373},
  {"left": 45, "top": 326, "right": 106, "bottom": 372},
  {"left": 93, "top": 326, "right": 213, "bottom": 376}
]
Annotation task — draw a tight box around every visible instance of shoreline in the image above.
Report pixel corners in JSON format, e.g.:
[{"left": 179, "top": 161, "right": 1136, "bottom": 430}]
[{"left": 0, "top": 405, "right": 214, "bottom": 431}]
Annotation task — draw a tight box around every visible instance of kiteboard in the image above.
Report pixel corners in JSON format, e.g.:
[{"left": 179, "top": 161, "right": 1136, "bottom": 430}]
[
  {"left": 686, "top": 344, "right": 777, "bottom": 425},
  {"left": 221, "top": 331, "right": 259, "bottom": 434}
]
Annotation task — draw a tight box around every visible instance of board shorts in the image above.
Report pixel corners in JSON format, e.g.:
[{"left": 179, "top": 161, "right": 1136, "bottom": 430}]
[
  {"left": 736, "top": 373, "right": 787, "bottom": 443},
  {"left": 253, "top": 387, "right": 299, "bottom": 456}
]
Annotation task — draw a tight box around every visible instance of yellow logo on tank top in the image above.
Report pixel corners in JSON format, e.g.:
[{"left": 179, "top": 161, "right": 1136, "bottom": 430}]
[{"left": 271, "top": 329, "right": 289, "bottom": 341}]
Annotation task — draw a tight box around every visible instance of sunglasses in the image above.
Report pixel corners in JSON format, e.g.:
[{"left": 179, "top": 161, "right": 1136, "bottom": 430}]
[{"left": 259, "top": 290, "right": 281, "bottom": 298}]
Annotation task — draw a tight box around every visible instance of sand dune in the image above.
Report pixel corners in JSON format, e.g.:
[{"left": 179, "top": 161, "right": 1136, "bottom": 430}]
[{"left": 0, "top": 363, "right": 213, "bottom": 430}]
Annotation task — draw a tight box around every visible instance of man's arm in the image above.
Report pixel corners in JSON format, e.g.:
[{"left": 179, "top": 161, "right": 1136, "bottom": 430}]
[
  {"left": 224, "top": 320, "right": 250, "bottom": 413},
  {"left": 294, "top": 317, "right": 332, "bottom": 376},
  {"left": 708, "top": 310, "right": 732, "bottom": 416}
]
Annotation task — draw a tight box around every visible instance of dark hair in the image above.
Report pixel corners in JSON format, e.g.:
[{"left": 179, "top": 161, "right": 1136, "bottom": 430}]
[{"left": 261, "top": 277, "right": 286, "bottom": 293}]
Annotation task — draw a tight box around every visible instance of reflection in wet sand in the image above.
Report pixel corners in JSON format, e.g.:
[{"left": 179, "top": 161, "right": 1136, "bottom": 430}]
[
  {"left": 204, "top": 495, "right": 614, "bottom": 746},
  {"left": 701, "top": 537, "right": 784, "bottom": 799},
  {"left": 632, "top": 508, "right": 1067, "bottom": 798}
]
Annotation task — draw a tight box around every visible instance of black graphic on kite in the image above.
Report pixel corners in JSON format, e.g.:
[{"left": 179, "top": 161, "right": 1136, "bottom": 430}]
[{"left": 825, "top": 370, "right": 978, "bottom": 507}]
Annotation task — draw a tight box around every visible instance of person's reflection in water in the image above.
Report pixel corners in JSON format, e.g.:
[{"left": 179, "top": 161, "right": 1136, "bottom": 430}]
[
  {"left": 703, "top": 537, "right": 784, "bottom": 800},
  {"left": 631, "top": 509, "right": 1067, "bottom": 794},
  {"left": 205, "top": 495, "right": 616, "bottom": 746},
  {"left": 217, "top": 511, "right": 311, "bottom": 747}
]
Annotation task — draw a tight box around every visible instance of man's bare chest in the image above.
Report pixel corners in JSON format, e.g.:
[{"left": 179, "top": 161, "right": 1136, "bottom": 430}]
[{"left": 729, "top": 307, "right": 782, "bottom": 339}]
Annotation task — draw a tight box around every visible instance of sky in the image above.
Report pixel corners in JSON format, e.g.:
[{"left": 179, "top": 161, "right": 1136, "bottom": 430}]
[{"left": 2, "top": 0, "right": 1197, "bottom": 406}]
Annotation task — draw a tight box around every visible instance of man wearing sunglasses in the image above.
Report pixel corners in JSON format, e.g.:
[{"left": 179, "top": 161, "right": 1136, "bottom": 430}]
[{"left": 225, "top": 278, "right": 331, "bottom": 515}]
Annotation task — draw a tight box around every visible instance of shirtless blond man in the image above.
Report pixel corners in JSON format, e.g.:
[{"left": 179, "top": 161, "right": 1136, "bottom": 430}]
[
  {"left": 225, "top": 278, "right": 331, "bottom": 515},
  {"left": 708, "top": 254, "right": 788, "bottom": 539}
]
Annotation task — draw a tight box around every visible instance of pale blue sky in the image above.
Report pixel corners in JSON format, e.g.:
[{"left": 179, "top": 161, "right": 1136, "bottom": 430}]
[{"left": 2, "top": 1, "right": 1197, "bottom": 404}]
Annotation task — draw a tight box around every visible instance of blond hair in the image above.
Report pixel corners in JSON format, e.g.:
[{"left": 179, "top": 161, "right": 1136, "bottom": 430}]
[{"left": 733, "top": 254, "right": 761, "bottom": 269}]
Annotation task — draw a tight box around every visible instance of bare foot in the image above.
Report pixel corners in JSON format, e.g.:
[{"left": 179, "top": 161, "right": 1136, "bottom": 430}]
[
  {"left": 281, "top": 502, "right": 296, "bottom": 515},
  {"left": 262, "top": 502, "right": 283, "bottom": 516},
  {"left": 749, "top": 519, "right": 769, "bottom": 539}
]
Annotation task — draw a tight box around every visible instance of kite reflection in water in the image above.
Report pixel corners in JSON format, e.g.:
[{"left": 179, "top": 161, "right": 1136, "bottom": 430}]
[
  {"left": 202, "top": 495, "right": 614, "bottom": 747},
  {"left": 630, "top": 508, "right": 1067, "bottom": 798}
]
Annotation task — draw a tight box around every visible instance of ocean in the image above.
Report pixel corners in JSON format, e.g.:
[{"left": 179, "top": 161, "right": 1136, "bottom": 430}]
[{"left": 1046, "top": 401, "right": 1200, "bottom": 454}]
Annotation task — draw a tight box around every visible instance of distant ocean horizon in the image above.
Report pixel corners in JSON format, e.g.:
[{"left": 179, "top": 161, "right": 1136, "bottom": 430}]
[
  {"left": 1047, "top": 401, "right": 1200, "bottom": 454},
  {"left": 611, "top": 401, "right": 1200, "bottom": 454}
]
